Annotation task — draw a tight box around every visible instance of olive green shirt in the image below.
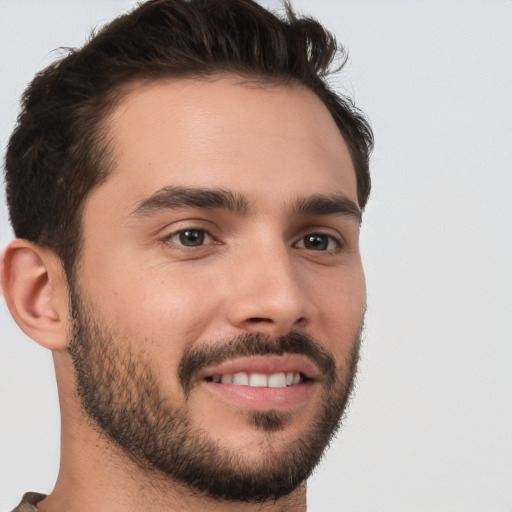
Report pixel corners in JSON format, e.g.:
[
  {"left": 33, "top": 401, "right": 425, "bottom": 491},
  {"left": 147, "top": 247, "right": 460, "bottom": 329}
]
[{"left": 10, "top": 492, "right": 46, "bottom": 512}]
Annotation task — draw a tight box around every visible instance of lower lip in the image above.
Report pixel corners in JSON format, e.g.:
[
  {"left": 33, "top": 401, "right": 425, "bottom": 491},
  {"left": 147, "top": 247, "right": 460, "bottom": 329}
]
[{"left": 201, "top": 380, "right": 317, "bottom": 410}]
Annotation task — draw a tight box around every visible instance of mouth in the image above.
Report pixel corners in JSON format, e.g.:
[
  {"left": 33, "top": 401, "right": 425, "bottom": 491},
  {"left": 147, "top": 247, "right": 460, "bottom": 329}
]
[
  {"left": 198, "top": 355, "right": 319, "bottom": 410},
  {"left": 206, "top": 371, "right": 304, "bottom": 387}
]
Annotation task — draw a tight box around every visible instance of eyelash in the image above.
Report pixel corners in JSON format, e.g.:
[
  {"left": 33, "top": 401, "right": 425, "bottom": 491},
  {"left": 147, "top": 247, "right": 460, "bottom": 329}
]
[{"left": 161, "top": 228, "right": 343, "bottom": 253}]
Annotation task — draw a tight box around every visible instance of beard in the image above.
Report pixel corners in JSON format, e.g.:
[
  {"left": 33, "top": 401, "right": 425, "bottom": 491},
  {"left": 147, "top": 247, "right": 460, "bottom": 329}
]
[{"left": 68, "top": 284, "right": 363, "bottom": 503}]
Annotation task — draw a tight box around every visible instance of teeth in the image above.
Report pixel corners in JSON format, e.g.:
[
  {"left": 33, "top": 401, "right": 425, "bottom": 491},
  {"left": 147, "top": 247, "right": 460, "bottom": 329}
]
[
  {"left": 233, "top": 372, "right": 249, "bottom": 385},
  {"left": 211, "top": 371, "right": 302, "bottom": 387},
  {"left": 268, "top": 372, "right": 286, "bottom": 388},
  {"left": 249, "top": 373, "right": 268, "bottom": 387}
]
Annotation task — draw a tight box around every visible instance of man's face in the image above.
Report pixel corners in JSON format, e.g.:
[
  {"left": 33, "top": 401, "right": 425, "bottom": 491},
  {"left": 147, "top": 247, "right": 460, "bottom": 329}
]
[{"left": 69, "top": 76, "right": 366, "bottom": 501}]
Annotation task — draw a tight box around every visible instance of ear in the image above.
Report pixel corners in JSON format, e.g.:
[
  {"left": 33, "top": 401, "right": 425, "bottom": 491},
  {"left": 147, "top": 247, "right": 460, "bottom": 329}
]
[{"left": 1, "top": 239, "right": 70, "bottom": 351}]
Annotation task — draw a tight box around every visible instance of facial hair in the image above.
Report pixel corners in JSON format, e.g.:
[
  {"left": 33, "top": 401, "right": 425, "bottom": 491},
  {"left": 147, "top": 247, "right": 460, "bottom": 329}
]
[{"left": 68, "top": 284, "right": 363, "bottom": 503}]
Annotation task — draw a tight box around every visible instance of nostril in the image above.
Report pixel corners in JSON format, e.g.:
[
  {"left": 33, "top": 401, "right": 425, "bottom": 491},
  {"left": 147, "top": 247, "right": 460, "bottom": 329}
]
[
  {"left": 246, "top": 316, "right": 306, "bottom": 327},
  {"left": 247, "top": 317, "right": 272, "bottom": 323}
]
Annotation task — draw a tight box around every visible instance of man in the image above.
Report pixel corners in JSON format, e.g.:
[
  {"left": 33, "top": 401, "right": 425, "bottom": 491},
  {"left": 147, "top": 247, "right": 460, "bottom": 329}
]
[{"left": 1, "top": 0, "right": 372, "bottom": 510}]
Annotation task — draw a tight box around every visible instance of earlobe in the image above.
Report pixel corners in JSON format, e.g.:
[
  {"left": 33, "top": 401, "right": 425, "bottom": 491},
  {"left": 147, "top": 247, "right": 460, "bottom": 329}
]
[{"left": 1, "top": 239, "right": 70, "bottom": 351}]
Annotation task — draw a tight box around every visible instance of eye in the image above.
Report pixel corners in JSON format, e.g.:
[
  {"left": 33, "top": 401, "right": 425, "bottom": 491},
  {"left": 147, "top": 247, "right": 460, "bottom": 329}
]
[
  {"left": 296, "top": 233, "right": 339, "bottom": 251},
  {"left": 166, "top": 229, "right": 213, "bottom": 247}
]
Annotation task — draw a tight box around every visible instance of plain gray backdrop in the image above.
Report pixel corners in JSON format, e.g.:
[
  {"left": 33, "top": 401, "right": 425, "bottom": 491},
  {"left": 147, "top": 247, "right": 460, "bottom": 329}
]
[{"left": 1, "top": 1, "right": 511, "bottom": 510}]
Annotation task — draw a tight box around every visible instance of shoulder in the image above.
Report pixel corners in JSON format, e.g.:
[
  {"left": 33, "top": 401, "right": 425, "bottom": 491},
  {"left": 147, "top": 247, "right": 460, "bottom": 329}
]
[{"left": 10, "top": 492, "right": 46, "bottom": 512}]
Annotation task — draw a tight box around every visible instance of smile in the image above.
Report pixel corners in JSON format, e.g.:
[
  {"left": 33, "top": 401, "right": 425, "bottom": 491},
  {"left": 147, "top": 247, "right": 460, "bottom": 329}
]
[
  {"left": 198, "top": 355, "right": 319, "bottom": 409},
  {"left": 206, "top": 371, "right": 303, "bottom": 387}
]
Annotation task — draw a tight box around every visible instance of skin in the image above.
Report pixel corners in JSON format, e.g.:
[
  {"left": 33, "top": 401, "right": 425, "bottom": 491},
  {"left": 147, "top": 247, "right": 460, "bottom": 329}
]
[{"left": 1, "top": 75, "right": 366, "bottom": 511}]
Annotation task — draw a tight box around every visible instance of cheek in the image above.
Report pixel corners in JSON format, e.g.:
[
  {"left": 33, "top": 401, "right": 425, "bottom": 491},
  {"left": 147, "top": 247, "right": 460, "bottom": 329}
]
[
  {"left": 111, "top": 264, "right": 227, "bottom": 343},
  {"left": 311, "top": 267, "right": 366, "bottom": 352},
  {"left": 78, "top": 265, "right": 227, "bottom": 403},
  {"left": 78, "top": 250, "right": 226, "bottom": 360}
]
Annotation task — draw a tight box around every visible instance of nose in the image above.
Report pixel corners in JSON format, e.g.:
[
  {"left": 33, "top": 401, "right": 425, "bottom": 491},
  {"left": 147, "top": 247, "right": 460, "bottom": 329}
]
[{"left": 224, "top": 240, "right": 315, "bottom": 336}]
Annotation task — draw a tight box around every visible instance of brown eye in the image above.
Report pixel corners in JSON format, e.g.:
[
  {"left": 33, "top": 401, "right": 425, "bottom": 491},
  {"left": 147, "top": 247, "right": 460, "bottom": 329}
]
[
  {"left": 179, "top": 229, "right": 205, "bottom": 246},
  {"left": 296, "top": 233, "right": 338, "bottom": 251},
  {"left": 167, "top": 229, "right": 212, "bottom": 247}
]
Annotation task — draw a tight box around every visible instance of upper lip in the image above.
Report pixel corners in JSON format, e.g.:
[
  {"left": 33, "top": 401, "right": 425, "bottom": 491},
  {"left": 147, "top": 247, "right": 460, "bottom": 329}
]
[{"left": 198, "top": 355, "right": 321, "bottom": 381}]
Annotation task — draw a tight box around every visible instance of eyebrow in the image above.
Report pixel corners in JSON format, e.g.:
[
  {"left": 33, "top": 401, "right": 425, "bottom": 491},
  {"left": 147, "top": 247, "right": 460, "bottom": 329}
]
[
  {"left": 131, "top": 186, "right": 250, "bottom": 217},
  {"left": 292, "top": 194, "right": 362, "bottom": 224},
  {"left": 130, "top": 185, "right": 361, "bottom": 224}
]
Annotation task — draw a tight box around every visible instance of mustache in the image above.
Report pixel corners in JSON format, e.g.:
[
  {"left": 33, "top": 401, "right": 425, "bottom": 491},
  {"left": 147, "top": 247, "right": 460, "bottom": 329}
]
[{"left": 178, "top": 331, "right": 337, "bottom": 397}]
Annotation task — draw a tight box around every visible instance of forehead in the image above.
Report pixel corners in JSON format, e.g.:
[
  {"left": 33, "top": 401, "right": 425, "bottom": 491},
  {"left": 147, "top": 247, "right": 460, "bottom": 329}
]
[{"left": 88, "top": 76, "right": 357, "bottom": 218}]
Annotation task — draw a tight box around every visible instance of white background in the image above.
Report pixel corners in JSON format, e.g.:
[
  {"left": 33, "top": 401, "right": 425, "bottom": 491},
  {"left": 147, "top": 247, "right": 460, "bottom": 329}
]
[{"left": 1, "top": 1, "right": 511, "bottom": 511}]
